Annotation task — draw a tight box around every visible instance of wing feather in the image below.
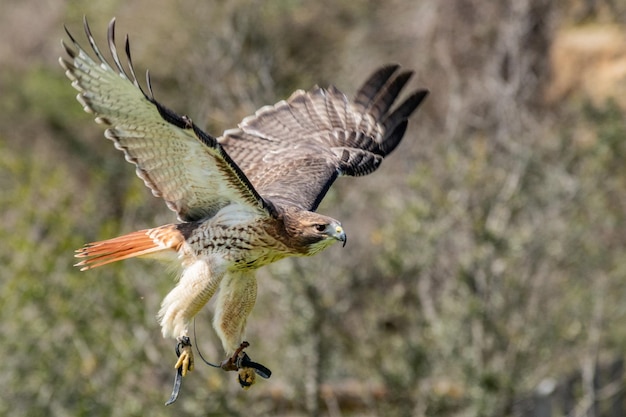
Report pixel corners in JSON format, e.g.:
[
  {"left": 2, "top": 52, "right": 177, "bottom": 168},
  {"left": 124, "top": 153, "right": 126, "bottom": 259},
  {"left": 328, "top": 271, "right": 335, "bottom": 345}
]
[
  {"left": 383, "top": 89, "right": 429, "bottom": 135},
  {"left": 219, "top": 65, "right": 428, "bottom": 210},
  {"left": 323, "top": 88, "right": 347, "bottom": 131},
  {"left": 352, "top": 64, "right": 401, "bottom": 113},
  {"left": 60, "top": 18, "right": 271, "bottom": 222},
  {"left": 367, "top": 71, "right": 413, "bottom": 122}
]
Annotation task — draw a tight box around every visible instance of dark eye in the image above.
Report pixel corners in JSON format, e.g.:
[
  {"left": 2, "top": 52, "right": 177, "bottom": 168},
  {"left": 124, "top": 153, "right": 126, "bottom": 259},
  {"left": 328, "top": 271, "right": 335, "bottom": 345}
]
[{"left": 314, "top": 224, "right": 326, "bottom": 232}]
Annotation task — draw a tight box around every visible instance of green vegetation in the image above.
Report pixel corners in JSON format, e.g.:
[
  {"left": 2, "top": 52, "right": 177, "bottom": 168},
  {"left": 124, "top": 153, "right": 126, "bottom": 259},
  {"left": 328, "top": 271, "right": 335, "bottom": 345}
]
[{"left": 1, "top": 1, "right": 626, "bottom": 416}]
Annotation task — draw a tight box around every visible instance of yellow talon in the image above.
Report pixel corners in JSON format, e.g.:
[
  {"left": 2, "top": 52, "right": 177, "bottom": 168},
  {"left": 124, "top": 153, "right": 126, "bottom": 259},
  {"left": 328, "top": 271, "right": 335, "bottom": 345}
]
[
  {"left": 238, "top": 367, "right": 256, "bottom": 390},
  {"left": 174, "top": 341, "right": 194, "bottom": 376}
]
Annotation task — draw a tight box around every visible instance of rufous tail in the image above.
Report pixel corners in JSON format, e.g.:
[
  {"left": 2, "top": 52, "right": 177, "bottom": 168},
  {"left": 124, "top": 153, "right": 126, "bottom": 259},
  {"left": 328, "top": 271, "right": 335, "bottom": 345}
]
[{"left": 75, "top": 224, "right": 184, "bottom": 270}]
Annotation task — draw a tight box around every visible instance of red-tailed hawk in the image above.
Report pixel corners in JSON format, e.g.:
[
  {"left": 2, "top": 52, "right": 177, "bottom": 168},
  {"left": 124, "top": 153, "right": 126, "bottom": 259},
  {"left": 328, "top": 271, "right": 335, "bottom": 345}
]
[{"left": 60, "top": 18, "right": 428, "bottom": 404}]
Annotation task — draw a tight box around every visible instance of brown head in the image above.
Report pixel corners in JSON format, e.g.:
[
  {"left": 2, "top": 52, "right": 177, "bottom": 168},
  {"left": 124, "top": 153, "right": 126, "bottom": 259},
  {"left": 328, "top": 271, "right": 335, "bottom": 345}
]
[{"left": 280, "top": 207, "right": 346, "bottom": 256}]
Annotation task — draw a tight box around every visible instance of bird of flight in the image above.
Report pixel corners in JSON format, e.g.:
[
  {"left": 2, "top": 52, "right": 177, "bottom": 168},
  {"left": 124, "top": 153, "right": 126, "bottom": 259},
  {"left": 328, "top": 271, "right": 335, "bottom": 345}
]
[{"left": 60, "top": 17, "right": 428, "bottom": 404}]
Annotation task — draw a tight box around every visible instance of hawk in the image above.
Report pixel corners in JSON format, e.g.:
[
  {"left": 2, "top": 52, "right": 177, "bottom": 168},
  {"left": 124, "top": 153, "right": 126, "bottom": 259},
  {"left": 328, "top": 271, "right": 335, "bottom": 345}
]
[{"left": 60, "top": 18, "right": 428, "bottom": 403}]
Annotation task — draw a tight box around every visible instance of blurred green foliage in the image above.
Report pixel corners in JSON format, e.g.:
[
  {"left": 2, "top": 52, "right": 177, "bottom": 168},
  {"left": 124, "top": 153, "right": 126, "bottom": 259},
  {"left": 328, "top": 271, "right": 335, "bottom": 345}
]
[{"left": 2, "top": 0, "right": 626, "bottom": 416}]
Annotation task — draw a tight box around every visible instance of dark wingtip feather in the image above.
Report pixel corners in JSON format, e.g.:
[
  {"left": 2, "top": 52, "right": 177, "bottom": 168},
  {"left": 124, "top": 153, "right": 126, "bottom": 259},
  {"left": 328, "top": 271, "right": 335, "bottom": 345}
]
[
  {"left": 379, "top": 120, "right": 408, "bottom": 156},
  {"left": 368, "top": 70, "right": 414, "bottom": 121},
  {"left": 353, "top": 64, "right": 400, "bottom": 112},
  {"left": 125, "top": 35, "right": 147, "bottom": 96},
  {"left": 82, "top": 16, "right": 94, "bottom": 50},
  {"left": 383, "top": 89, "right": 429, "bottom": 134},
  {"left": 107, "top": 18, "right": 126, "bottom": 76},
  {"left": 63, "top": 24, "right": 77, "bottom": 46},
  {"left": 60, "top": 40, "right": 75, "bottom": 61}
]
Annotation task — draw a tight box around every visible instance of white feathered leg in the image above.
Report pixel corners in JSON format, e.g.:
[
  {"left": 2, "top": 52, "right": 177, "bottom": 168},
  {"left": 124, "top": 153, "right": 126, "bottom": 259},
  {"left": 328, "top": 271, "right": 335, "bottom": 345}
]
[
  {"left": 158, "top": 258, "right": 225, "bottom": 376},
  {"left": 213, "top": 270, "right": 261, "bottom": 388},
  {"left": 213, "top": 270, "right": 257, "bottom": 354}
]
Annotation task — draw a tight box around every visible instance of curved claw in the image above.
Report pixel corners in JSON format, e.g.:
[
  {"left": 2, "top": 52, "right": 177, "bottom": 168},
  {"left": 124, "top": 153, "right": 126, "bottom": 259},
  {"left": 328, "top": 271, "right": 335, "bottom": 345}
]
[{"left": 165, "top": 336, "right": 193, "bottom": 406}]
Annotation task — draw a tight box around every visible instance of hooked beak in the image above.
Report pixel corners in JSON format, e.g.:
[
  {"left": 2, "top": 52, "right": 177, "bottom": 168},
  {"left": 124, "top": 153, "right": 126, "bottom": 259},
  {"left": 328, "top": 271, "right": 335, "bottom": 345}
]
[{"left": 333, "top": 225, "right": 347, "bottom": 247}]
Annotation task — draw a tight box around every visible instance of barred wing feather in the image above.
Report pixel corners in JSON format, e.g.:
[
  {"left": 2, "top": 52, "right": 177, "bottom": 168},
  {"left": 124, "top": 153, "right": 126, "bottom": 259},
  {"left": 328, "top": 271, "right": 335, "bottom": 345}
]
[{"left": 60, "top": 18, "right": 270, "bottom": 222}]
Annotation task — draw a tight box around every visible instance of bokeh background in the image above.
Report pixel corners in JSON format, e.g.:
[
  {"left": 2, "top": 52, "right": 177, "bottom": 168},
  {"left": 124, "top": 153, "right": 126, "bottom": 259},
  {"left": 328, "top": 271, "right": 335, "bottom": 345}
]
[{"left": 2, "top": 0, "right": 626, "bottom": 416}]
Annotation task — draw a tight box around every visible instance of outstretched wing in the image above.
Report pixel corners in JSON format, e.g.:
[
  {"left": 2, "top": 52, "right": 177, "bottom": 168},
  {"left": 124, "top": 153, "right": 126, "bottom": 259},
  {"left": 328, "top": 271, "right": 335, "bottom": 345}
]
[
  {"left": 219, "top": 65, "right": 428, "bottom": 211},
  {"left": 60, "top": 18, "right": 271, "bottom": 222}
]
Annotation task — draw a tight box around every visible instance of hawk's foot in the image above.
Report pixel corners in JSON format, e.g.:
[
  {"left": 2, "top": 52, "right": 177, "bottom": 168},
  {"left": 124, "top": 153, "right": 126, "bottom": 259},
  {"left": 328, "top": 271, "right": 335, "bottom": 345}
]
[
  {"left": 238, "top": 367, "right": 256, "bottom": 389},
  {"left": 174, "top": 336, "right": 194, "bottom": 376},
  {"left": 219, "top": 341, "right": 272, "bottom": 389},
  {"left": 165, "top": 336, "right": 194, "bottom": 406}
]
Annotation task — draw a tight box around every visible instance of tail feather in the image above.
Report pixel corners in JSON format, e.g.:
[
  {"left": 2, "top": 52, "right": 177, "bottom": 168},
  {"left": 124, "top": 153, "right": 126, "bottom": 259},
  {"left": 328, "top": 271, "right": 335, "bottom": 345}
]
[{"left": 75, "top": 224, "right": 184, "bottom": 270}]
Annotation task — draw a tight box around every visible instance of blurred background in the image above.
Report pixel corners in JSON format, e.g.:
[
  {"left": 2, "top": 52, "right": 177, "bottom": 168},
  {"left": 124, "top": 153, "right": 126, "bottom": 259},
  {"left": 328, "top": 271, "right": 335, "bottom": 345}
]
[{"left": 2, "top": 0, "right": 626, "bottom": 416}]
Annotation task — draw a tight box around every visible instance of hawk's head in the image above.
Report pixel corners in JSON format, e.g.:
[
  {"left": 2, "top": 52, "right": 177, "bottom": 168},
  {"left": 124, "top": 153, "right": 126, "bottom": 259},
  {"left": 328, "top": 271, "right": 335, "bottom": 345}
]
[{"left": 282, "top": 209, "right": 346, "bottom": 256}]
